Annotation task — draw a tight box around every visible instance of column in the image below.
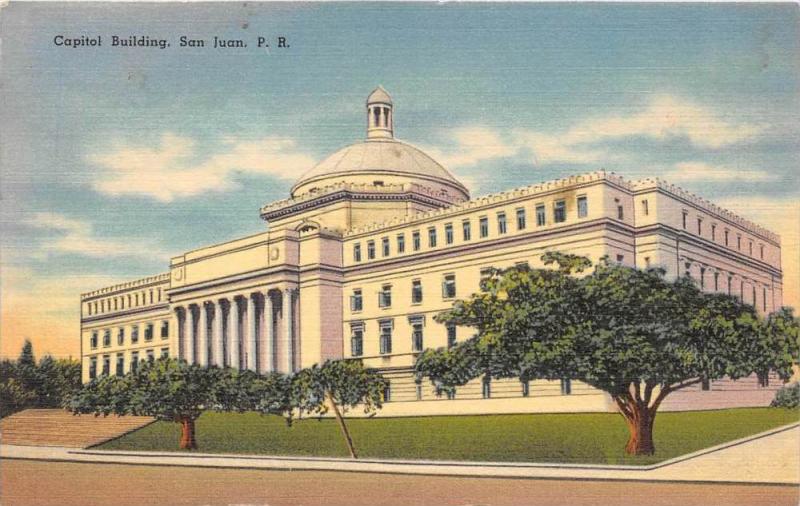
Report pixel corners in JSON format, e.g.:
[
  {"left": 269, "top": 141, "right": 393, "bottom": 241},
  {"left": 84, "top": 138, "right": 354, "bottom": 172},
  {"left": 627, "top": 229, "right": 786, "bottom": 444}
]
[
  {"left": 283, "top": 288, "right": 294, "bottom": 373},
  {"left": 198, "top": 302, "right": 209, "bottom": 367},
  {"left": 246, "top": 294, "right": 258, "bottom": 371},
  {"left": 264, "top": 292, "right": 274, "bottom": 373},
  {"left": 212, "top": 300, "right": 224, "bottom": 367},
  {"left": 187, "top": 305, "right": 197, "bottom": 364},
  {"left": 229, "top": 297, "right": 240, "bottom": 370},
  {"left": 176, "top": 307, "right": 186, "bottom": 362}
]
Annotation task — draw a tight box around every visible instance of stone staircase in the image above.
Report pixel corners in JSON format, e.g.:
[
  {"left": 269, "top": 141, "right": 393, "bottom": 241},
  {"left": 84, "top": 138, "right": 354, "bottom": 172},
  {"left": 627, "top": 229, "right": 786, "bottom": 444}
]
[{"left": 0, "top": 409, "right": 154, "bottom": 448}]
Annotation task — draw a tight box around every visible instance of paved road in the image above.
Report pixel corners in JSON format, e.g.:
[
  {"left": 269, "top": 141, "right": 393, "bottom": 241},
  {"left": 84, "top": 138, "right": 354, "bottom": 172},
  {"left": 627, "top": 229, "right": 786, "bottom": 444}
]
[{"left": 2, "top": 460, "right": 797, "bottom": 506}]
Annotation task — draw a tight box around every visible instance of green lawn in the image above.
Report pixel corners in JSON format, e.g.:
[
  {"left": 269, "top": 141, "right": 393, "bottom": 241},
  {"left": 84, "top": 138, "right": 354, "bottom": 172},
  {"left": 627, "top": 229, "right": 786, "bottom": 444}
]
[{"left": 98, "top": 407, "right": 799, "bottom": 465}]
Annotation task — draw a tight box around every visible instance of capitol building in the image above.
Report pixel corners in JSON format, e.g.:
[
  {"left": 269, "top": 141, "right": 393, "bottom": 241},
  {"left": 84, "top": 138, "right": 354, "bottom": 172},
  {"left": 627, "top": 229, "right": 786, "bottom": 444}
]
[{"left": 80, "top": 88, "right": 785, "bottom": 415}]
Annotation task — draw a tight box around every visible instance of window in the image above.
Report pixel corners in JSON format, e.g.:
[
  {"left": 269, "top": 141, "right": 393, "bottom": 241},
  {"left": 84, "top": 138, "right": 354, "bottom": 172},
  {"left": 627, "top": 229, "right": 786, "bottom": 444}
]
[
  {"left": 714, "top": 272, "right": 719, "bottom": 291},
  {"left": 353, "top": 243, "right": 362, "bottom": 262},
  {"left": 479, "top": 216, "right": 489, "bottom": 238},
  {"left": 379, "top": 285, "right": 392, "bottom": 308},
  {"left": 89, "top": 357, "right": 97, "bottom": 380},
  {"left": 444, "top": 223, "right": 454, "bottom": 244},
  {"left": 462, "top": 220, "right": 472, "bottom": 241},
  {"left": 536, "top": 204, "right": 546, "bottom": 226},
  {"left": 516, "top": 208, "right": 526, "bottom": 230},
  {"left": 161, "top": 347, "right": 169, "bottom": 358},
  {"left": 616, "top": 254, "right": 624, "bottom": 264},
  {"left": 696, "top": 218, "right": 703, "bottom": 235},
  {"left": 350, "top": 325, "right": 364, "bottom": 357},
  {"left": 428, "top": 227, "right": 437, "bottom": 247},
  {"left": 410, "top": 318, "right": 424, "bottom": 352},
  {"left": 131, "top": 352, "right": 139, "bottom": 373},
  {"left": 350, "top": 289, "right": 363, "bottom": 312},
  {"left": 737, "top": 235, "right": 741, "bottom": 250},
  {"left": 90, "top": 331, "right": 98, "bottom": 349},
  {"left": 411, "top": 280, "right": 423, "bottom": 304},
  {"left": 382, "top": 237, "right": 390, "bottom": 257},
  {"left": 553, "top": 200, "right": 566, "bottom": 223},
  {"left": 760, "top": 244, "right": 764, "bottom": 259},
  {"left": 131, "top": 325, "right": 139, "bottom": 344},
  {"left": 711, "top": 224, "right": 716, "bottom": 241},
  {"left": 102, "top": 355, "right": 110, "bottom": 376},
  {"left": 383, "top": 382, "right": 391, "bottom": 402},
  {"left": 379, "top": 321, "right": 393, "bottom": 354},
  {"left": 617, "top": 204, "right": 624, "bottom": 220},
  {"left": 749, "top": 241, "right": 753, "bottom": 256},
  {"left": 497, "top": 212, "right": 507, "bottom": 234},
  {"left": 577, "top": 196, "right": 588, "bottom": 218},
  {"left": 521, "top": 380, "right": 530, "bottom": 397},
  {"left": 700, "top": 267, "right": 706, "bottom": 289},
  {"left": 641, "top": 199, "right": 649, "bottom": 216},
  {"left": 724, "top": 229, "right": 730, "bottom": 246},
  {"left": 482, "top": 377, "right": 491, "bottom": 399},
  {"left": 103, "top": 330, "right": 111, "bottom": 347},
  {"left": 442, "top": 274, "right": 456, "bottom": 299},
  {"left": 560, "top": 378, "right": 572, "bottom": 395},
  {"left": 397, "top": 234, "right": 405, "bottom": 253},
  {"left": 146, "top": 349, "right": 155, "bottom": 362},
  {"left": 145, "top": 323, "right": 154, "bottom": 341},
  {"left": 116, "top": 354, "right": 125, "bottom": 377},
  {"left": 752, "top": 286, "right": 756, "bottom": 306},
  {"left": 447, "top": 323, "right": 457, "bottom": 348},
  {"left": 367, "top": 240, "right": 376, "bottom": 259},
  {"left": 117, "top": 328, "right": 125, "bottom": 346},
  {"left": 161, "top": 321, "right": 169, "bottom": 339},
  {"left": 682, "top": 211, "right": 688, "bottom": 230},
  {"left": 763, "top": 287, "right": 767, "bottom": 312},
  {"left": 412, "top": 231, "right": 421, "bottom": 251}
]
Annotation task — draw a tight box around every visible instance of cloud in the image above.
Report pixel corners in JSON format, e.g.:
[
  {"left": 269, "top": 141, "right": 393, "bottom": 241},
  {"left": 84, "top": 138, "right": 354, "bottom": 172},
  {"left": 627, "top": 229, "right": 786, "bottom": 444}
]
[
  {"left": 89, "top": 133, "right": 317, "bottom": 202},
  {"left": 425, "top": 95, "right": 766, "bottom": 170},
  {"left": 24, "top": 212, "right": 170, "bottom": 261},
  {"left": 663, "top": 161, "right": 778, "bottom": 183}
]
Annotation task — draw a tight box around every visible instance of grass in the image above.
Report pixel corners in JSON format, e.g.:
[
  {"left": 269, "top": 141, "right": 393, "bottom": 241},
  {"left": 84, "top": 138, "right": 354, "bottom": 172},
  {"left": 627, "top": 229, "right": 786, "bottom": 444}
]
[{"left": 97, "top": 407, "right": 799, "bottom": 465}]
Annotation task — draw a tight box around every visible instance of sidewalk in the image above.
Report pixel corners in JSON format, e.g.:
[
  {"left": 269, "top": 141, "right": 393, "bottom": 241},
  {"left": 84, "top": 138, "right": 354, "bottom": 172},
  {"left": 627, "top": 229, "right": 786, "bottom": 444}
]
[{"left": 2, "top": 423, "right": 798, "bottom": 486}]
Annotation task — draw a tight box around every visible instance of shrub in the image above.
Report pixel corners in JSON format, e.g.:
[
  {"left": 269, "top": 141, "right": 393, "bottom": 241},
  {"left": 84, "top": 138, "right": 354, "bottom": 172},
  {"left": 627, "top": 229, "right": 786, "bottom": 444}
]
[{"left": 770, "top": 382, "right": 800, "bottom": 409}]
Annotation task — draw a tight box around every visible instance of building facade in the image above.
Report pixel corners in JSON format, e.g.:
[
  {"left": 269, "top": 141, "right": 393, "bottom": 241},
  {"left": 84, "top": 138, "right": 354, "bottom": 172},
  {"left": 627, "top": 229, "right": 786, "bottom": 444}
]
[{"left": 80, "top": 88, "right": 785, "bottom": 415}]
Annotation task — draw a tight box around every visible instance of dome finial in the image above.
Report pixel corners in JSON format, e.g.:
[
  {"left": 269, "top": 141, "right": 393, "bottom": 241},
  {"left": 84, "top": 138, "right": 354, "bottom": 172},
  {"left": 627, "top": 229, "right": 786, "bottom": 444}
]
[{"left": 366, "top": 86, "right": 393, "bottom": 139}]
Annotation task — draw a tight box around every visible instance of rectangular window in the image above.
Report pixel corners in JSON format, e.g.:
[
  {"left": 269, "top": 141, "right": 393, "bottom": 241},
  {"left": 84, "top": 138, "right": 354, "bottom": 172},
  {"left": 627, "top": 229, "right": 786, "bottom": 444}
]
[
  {"left": 711, "top": 224, "right": 716, "bottom": 241},
  {"left": 482, "top": 377, "right": 491, "bottom": 399},
  {"left": 428, "top": 227, "right": 437, "bottom": 248},
  {"left": 131, "top": 352, "right": 139, "bottom": 373},
  {"left": 102, "top": 355, "right": 110, "bottom": 376},
  {"left": 462, "top": 220, "right": 471, "bottom": 241},
  {"left": 161, "top": 347, "right": 169, "bottom": 358},
  {"left": 444, "top": 223, "right": 454, "bottom": 244},
  {"left": 350, "top": 289, "right": 363, "bottom": 312},
  {"left": 350, "top": 325, "right": 364, "bottom": 357},
  {"left": 367, "top": 240, "right": 376, "bottom": 259},
  {"left": 617, "top": 204, "right": 624, "bottom": 220},
  {"left": 447, "top": 323, "right": 457, "bottom": 348},
  {"left": 714, "top": 272, "right": 719, "bottom": 291},
  {"left": 616, "top": 254, "right": 624, "bottom": 264},
  {"left": 145, "top": 323, "right": 154, "bottom": 341},
  {"left": 497, "top": 212, "right": 507, "bottom": 234},
  {"left": 682, "top": 211, "right": 688, "bottom": 230},
  {"left": 383, "top": 382, "right": 392, "bottom": 402},
  {"left": 379, "top": 285, "right": 392, "bottom": 308},
  {"left": 700, "top": 267, "right": 706, "bottom": 289},
  {"left": 117, "top": 328, "right": 125, "bottom": 346},
  {"left": 160, "top": 321, "right": 169, "bottom": 339},
  {"left": 760, "top": 244, "right": 764, "bottom": 259},
  {"left": 89, "top": 357, "right": 97, "bottom": 380},
  {"left": 379, "top": 321, "right": 393, "bottom": 354},
  {"left": 521, "top": 380, "right": 530, "bottom": 397},
  {"left": 749, "top": 241, "right": 753, "bottom": 256},
  {"left": 411, "top": 280, "right": 423, "bottom": 304},
  {"left": 411, "top": 319, "right": 424, "bottom": 352},
  {"left": 103, "top": 330, "right": 111, "bottom": 347},
  {"left": 397, "top": 234, "right": 405, "bottom": 253},
  {"left": 724, "top": 229, "right": 730, "bottom": 246},
  {"left": 90, "top": 331, "right": 98, "bottom": 349},
  {"left": 763, "top": 287, "right": 767, "bottom": 312},
  {"left": 536, "top": 204, "right": 546, "bottom": 226},
  {"left": 577, "top": 196, "right": 588, "bottom": 218},
  {"left": 353, "top": 243, "right": 362, "bottom": 262},
  {"left": 131, "top": 325, "right": 139, "bottom": 344},
  {"left": 382, "top": 237, "right": 390, "bottom": 257},
  {"left": 560, "top": 378, "right": 572, "bottom": 395},
  {"left": 146, "top": 349, "right": 155, "bottom": 362},
  {"left": 115, "top": 353, "right": 125, "bottom": 377},
  {"left": 737, "top": 235, "right": 741, "bottom": 250},
  {"left": 697, "top": 218, "right": 702, "bottom": 235},
  {"left": 553, "top": 200, "right": 566, "bottom": 223},
  {"left": 479, "top": 216, "right": 489, "bottom": 238},
  {"left": 516, "top": 208, "right": 526, "bottom": 230},
  {"left": 641, "top": 199, "right": 649, "bottom": 216},
  {"left": 442, "top": 274, "right": 456, "bottom": 299},
  {"left": 412, "top": 231, "right": 421, "bottom": 251}
]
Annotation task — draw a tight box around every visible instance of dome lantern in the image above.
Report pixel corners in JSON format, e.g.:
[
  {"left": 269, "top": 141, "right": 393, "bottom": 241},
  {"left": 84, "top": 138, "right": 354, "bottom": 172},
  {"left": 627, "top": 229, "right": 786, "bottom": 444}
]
[{"left": 366, "top": 86, "right": 393, "bottom": 139}]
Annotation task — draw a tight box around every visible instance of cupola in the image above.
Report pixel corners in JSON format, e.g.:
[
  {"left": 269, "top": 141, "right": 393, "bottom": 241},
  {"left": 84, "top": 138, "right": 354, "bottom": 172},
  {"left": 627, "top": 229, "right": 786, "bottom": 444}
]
[{"left": 366, "top": 86, "right": 393, "bottom": 139}]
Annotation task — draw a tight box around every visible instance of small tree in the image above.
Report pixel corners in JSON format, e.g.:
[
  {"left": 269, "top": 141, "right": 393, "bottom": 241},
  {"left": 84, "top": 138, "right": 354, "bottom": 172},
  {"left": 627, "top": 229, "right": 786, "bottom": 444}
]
[
  {"left": 292, "top": 359, "right": 387, "bottom": 459},
  {"left": 70, "top": 358, "right": 223, "bottom": 450}
]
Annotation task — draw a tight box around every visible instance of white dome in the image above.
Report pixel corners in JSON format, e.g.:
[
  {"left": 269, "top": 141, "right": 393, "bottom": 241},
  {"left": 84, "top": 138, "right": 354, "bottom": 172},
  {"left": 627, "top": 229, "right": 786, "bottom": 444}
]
[{"left": 291, "top": 138, "right": 469, "bottom": 199}]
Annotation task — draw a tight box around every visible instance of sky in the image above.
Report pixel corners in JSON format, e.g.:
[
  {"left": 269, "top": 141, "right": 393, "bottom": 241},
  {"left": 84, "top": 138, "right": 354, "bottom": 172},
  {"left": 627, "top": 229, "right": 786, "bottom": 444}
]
[{"left": 1, "top": 2, "right": 798, "bottom": 360}]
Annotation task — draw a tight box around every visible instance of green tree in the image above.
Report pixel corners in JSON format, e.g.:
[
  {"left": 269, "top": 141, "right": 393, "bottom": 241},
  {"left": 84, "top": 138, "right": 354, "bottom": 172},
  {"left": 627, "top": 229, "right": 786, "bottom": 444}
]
[
  {"left": 70, "top": 358, "right": 223, "bottom": 450},
  {"left": 292, "top": 359, "right": 388, "bottom": 459},
  {"left": 418, "top": 254, "right": 799, "bottom": 456}
]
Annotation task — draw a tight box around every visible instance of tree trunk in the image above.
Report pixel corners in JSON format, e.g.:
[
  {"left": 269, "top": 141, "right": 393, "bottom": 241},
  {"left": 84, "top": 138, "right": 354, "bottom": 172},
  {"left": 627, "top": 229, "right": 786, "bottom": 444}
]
[
  {"left": 178, "top": 416, "right": 197, "bottom": 450},
  {"left": 326, "top": 392, "right": 357, "bottom": 459},
  {"left": 622, "top": 407, "right": 655, "bottom": 456}
]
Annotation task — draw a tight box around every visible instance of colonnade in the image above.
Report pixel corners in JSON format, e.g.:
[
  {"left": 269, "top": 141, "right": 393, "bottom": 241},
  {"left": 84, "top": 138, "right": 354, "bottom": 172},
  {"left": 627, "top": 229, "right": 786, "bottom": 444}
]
[{"left": 174, "top": 287, "right": 297, "bottom": 373}]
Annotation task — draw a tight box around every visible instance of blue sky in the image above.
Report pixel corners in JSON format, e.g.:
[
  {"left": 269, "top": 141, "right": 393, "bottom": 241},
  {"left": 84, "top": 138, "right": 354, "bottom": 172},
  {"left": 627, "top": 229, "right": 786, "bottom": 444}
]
[{"left": 1, "top": 2, "right": 798, "bottom": 358}]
